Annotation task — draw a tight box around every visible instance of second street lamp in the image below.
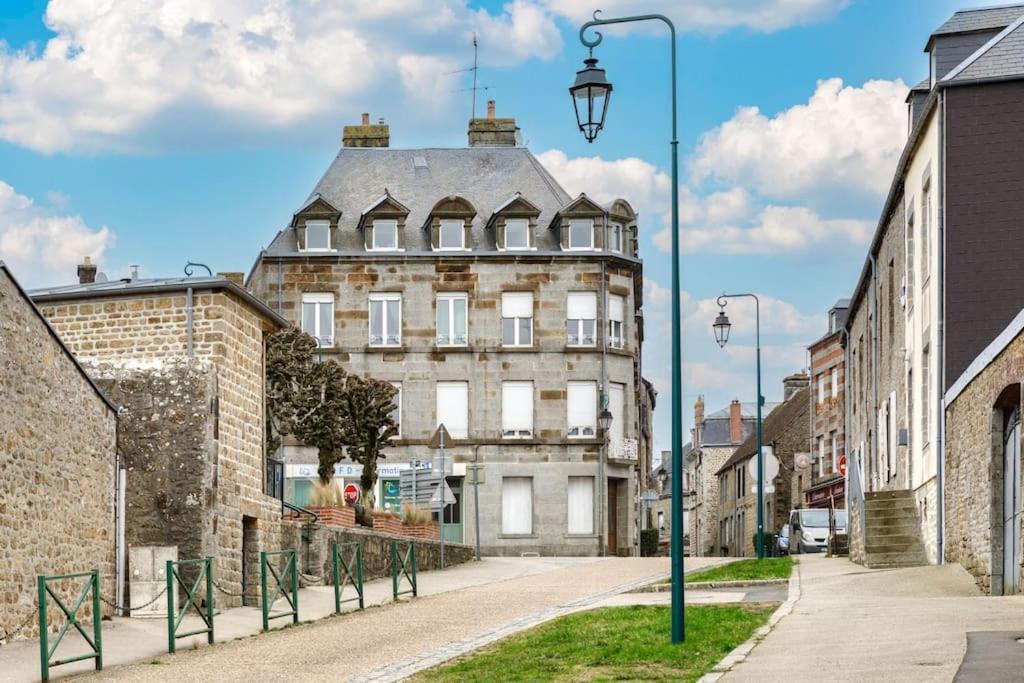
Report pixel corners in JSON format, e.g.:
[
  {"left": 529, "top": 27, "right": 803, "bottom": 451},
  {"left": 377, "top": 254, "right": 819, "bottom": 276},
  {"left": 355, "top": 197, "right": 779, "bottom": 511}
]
[
  {"left": 570, "top": 57, "right": 613, "bottom": 142},
  {"left": 713, "top": 293, "right": 766, "bottom": 559}
]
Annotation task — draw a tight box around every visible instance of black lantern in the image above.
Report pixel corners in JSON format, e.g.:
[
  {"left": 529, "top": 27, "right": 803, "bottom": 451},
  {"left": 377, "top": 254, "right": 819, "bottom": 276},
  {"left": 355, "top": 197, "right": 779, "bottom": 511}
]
[
  {"left": 598, "top": 407, "right": 614, "bottom": 435},
  {"left": 713, "top": 309, "right": 732, "bottom": 348},
  {"left": 569, "top": 57, "right": 613, "bottom": 142}
]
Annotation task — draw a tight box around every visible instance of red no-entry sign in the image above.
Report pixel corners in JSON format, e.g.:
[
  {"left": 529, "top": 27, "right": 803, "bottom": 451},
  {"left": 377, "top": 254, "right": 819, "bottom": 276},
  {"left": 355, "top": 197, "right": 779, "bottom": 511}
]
[
  {"left": 343, "top": 482, "right": 360, "bottom": 504},
  {"left": 838, "top": 455, "right": 848, "bottom": 477}
]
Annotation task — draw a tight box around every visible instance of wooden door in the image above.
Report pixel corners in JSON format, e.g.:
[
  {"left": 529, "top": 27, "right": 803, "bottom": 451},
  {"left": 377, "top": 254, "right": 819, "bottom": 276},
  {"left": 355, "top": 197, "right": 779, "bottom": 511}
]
[{"left": 607, "top": 481, "right": 618, "bottom": 555}]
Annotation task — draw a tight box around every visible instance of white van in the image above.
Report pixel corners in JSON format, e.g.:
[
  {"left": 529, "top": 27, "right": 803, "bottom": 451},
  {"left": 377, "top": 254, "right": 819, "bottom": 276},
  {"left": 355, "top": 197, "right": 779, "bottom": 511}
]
[{"left": 789, "top": 508, "right": 847, "bottom": 554}]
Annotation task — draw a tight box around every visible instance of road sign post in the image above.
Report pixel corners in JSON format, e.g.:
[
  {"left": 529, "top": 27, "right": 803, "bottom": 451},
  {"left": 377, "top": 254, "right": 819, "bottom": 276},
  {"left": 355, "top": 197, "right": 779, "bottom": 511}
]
[{"left": 429, "top": 424, "right": 455, "bottom": 569}]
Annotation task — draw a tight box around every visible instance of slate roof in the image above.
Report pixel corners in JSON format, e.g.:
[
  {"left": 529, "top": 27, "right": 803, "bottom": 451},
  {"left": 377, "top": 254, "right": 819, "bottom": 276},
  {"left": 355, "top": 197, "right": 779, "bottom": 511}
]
[
  {"left": 29, "top": 276, "right": 288, "bottom": 328},
  {"left": 264, "top": 147, "right": 573, "bottom": 256},
  {"left": 946, "top": 13, "right": 1024, "bottom": 82},
  {"left": 716, "top": 386, "right": 810, "bottom": 476},
  {"left": 931, "top": 4, "right": 1024, "bottom": 38}
]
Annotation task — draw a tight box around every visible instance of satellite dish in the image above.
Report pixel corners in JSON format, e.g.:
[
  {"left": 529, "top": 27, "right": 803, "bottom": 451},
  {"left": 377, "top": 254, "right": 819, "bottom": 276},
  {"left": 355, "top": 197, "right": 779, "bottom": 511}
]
[
  {"left": 95, "top": 272, "right": 108, "bottom": 283},
  {"left": 795, "top": 452, "right": 812, "bottom": 469}
]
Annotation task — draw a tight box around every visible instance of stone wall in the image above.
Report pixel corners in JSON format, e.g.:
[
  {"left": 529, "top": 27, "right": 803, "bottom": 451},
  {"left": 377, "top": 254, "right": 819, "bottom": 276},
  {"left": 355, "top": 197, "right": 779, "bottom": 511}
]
[{"left": 0, "top": 267, "right": 118, "bottom": 641}]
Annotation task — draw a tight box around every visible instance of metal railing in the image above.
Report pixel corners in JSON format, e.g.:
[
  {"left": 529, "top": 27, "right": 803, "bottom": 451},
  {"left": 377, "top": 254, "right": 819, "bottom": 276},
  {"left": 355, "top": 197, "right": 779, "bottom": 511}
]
[
  {"left": 166, "top": 557, "right": 214, "bottom": 653},
  {"left": 332, "top": 542, "right": 364, "bottom": 613},
  {"left": 260, "top": 549, "right": 298, "bottom": 631},
  {"left": 391, "top": 541, "right": 417, "bottom": 600},
  {"left": 37, "top": 570, "right": 102, "bottom": 682}
]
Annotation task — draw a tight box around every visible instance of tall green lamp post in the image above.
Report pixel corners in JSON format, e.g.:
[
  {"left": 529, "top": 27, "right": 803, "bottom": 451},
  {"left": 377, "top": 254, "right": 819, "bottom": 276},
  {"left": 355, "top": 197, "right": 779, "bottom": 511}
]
[
  {"left": 569, "top": 10, "right": 684, "bottom": 643},
  {"left": 713, "top": 293, "right": 766, "bottom": 559}
]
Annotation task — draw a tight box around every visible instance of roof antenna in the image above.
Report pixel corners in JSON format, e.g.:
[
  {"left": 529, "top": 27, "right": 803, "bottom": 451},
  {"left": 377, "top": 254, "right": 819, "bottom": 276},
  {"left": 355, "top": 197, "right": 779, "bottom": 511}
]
[{"left": 471, "top": 33, "right": 478, "bottom": 120}]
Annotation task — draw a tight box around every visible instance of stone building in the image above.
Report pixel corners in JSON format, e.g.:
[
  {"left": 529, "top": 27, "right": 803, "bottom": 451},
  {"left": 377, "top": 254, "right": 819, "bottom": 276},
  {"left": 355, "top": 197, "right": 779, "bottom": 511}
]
[
  {"left": 683, "top": 396, "right": 776, "bottom": 556},
  {"left": 802, "top": 300, "right": 849, "bottom": 510},
  {"left": 844, "top": 4, "right": 1024, "bottom": 569},
  {"left": 247, "top": 105, "right": 650, "bottom": 556},
  {"left": 716, "top": 375, "right": 810, "bottom": 558},
  {"left": 30, "top": 270, "right": 289, "bottom": 606},
  {"left": 0, "top": 262, "right": 119, "bottom": 641}
]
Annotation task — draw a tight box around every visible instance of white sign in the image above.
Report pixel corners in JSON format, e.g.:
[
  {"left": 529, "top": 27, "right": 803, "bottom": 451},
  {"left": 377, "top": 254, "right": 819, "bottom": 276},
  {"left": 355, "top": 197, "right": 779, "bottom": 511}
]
[
  {"left": 286, "top": 461, "right": 431, "bottom": 479},
  {"left": 429, "top": 480, "right": 457, "bottom": 510},
  {"left": 747, "top": 447, "right": 779, "bottom": 483},
  {"left": 751, "top": 485, "right": 776, "bottom": 494}
]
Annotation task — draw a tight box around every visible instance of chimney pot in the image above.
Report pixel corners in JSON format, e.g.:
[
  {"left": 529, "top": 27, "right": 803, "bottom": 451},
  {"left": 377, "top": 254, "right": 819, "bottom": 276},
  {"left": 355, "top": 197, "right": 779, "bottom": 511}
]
[
  {"left": 77, "top": 256, "right": 98, "bottom": 285},
  {"left": 468, "top": 101, "right": 520, "bottom": 147},
  {"left": 217, "top": 271, "right": 245, "bottom": 286},
  {"left": 487, "top": 100, "right": 496, "bottom": 120},
  {"left": 729, "top": 399, "right": 743, "bottom": 444},
  {"left": 361, "top": 112, "right": 370, "bottom": 125},
  {"left": 344, "top": 113, "right": 390, "bottom": 148}
]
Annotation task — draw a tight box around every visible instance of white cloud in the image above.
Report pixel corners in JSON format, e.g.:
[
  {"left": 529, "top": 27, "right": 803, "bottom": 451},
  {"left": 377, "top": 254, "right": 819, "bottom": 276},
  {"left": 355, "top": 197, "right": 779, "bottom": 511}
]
[
  {"left": 0, "top": 1, "right": 562, "bottom": 153},
  {"left": 536, "top": 149, "right": 671, "bottom": 209},
  {"left": 0, "top": 181, "right": 114, "bottom": 287},
  {"left": 686, "top": 293, "right": 824, "bottom": 338},
  {"left": 543, "top": 0, "right": 849, "bottom": 33},
  {"left": 691, "top": 78, "right": 908, "bottom": 201}
]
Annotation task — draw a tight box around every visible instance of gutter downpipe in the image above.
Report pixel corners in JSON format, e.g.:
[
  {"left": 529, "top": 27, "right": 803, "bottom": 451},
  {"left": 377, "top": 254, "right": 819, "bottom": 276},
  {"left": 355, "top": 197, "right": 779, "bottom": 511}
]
[
  {"left": 936, "top": 91, "right": 947, "bottom": 564},
  {"left": 186, "top": 287, "right": 194, "bottom": 358},
  {"left": 599, "top": 258, "right": 608, "bottom": 557}
]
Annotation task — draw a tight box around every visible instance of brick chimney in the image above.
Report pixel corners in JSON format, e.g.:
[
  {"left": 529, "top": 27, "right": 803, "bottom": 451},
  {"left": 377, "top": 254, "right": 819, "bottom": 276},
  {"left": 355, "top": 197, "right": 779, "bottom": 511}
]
[
  {"left": 693, "top": 395, "right": 705, "bottom": 445},
  {"left": 77, "top": 256, "right": 97, "bottom": 284},
  {"left": 729, "top": 399, "right": 743, "bottom": 444},
  {"left": 468, "top": 100, "right": 519, "bottom": 147},
  {"left": 217, "top": 271, "right": 244, "bottom": 286},
  {"left": 783, "top": 372, "right": 810, "bottom": 401},
  {"left": 343, "top": 112, "right": 389, "bottom": 148}
]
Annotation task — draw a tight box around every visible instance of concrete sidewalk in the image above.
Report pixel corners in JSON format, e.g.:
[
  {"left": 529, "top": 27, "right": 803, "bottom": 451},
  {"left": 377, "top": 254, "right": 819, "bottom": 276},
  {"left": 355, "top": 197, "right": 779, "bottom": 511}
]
[
  {"left": 0, "top": 556, "right": 605, "bottom": 682},
  {"left": 723, "top": 554, "right": 1024, "bottom": 682}
]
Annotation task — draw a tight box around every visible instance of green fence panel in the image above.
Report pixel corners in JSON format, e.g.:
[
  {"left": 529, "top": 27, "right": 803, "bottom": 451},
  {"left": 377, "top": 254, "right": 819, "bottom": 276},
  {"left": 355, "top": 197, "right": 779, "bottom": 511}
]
[
  {"left": 37, "top": 569, "right": 102, "bottom": 682},
  {"left": 166, "top": 557, "right": 214, "bottom": 654},
  {"left": 391, "top": 540, "right": 417, "bottom": 600},
  {"left": 261, "top": 548, "right": 298, "bottom": 631},
  {"left": 332, "top": 542, "right": 364, "bottom": 613}
]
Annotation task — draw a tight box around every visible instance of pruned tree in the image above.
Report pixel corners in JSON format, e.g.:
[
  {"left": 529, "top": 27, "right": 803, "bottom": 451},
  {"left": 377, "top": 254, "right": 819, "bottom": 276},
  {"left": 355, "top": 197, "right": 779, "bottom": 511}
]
[{"left": 336, "top": 375, "right": 398, "bottom": 520}]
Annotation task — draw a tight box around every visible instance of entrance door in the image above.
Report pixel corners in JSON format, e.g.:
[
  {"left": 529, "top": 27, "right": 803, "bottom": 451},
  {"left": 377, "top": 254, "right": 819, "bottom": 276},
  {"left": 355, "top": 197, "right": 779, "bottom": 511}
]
[
  {"left": 607, "top": 480, "right": 618, "bottom": 556},
  {"left": 242, "top": 516, "right": 257, "bottom": 607},
  {"left": 441, "top": 477, "right": 463, "bottom": 544},
  {"left": 1004, "top": 411, "right": 1021, "bottom": 594}
]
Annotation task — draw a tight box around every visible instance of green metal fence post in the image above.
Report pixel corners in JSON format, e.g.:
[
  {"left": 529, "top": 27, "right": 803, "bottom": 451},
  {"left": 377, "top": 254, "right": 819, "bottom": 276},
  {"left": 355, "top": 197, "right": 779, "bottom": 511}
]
[
  {"left": 91, "top": 570, "right": 102, "bottom": 671},
  {"left": 332, "top": 542, "right": 341, "bottom": 614},
  {"left": 289, "top": 549, "right": 298, "bottom": 625},
  {"left": 391, "top": 541, "right": 398, "bottom": 600},
  {"left": 166, "top": 560, "right": 175, "bottom": 653},
  {"left": 356, "top": 544, "right": 364, "bottom": 609},
  {"left": 260, "top": 551, "right": 269, "bottom": 632},
  {"left": 411, "top": 545, "right": 418, "bottom": 597},
  {"left": 38, "top": 575, "right": 49, "bottom": 683},
  {"left": 205, "top": 557, "right": 214, "bottom": 645}
]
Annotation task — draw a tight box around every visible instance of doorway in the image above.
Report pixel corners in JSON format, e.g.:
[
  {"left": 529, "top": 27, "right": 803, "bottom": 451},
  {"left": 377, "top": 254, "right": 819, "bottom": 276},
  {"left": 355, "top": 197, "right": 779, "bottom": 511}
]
[
  {"left": 242, "top": 516, "right": 257, "bottom": 606},
  {"left": 1004, "top": 408, "right": 1021, "bottom": 595},
  {"left": 607, "top": 480, "right": 618, "bottom": 556},
  {"left": 439, "top": 477, "right": 463, "bottom": 544}
]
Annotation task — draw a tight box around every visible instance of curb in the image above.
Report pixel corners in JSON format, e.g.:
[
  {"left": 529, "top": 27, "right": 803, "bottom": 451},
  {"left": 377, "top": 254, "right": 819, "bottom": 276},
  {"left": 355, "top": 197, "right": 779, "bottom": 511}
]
[
  {"left": 697, "top": 562, "right": 802, "bottom": 683},
  {"left": 630, "top": 578, "right": 788, "bottom": 593}
]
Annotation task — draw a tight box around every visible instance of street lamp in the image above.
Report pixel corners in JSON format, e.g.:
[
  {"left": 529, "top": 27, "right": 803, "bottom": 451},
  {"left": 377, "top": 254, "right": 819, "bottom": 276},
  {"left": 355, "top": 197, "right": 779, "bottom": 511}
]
[
  {"left": 597, "top": 406, "right": 613, "bottom": 558},
  {"left": 713, "top": 294, "right": 765, "bottom": 559},
  {"left": 598, "top": 407, "right": 614, "bottom": 434},
  {"left": 571, "top": 9, "right": 685, "bottom": 644}
]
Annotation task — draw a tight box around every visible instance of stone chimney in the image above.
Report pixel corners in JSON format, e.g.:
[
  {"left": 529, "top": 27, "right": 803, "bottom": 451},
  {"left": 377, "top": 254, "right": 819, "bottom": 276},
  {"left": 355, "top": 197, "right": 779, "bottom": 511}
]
[
  {"left": 783, "top": 372, "right": 810, "bottom": 401},
  {"left": 217, "top": 271, "right": 244, "bottom": 286},
  {"left": 729, "top": 399, "right": 743, "bottom": 444},
  {"left": 77, "top": 256, "right": 97, "bottom": 285},
  {"left": 468, "top": 100, "right": 519, "bottom": 147},
  {"left": 343, "top": 112, "right": 389, "bottom": 148},
  {"left": 693, "top": 395, "right": 705, "bottom": 445}
]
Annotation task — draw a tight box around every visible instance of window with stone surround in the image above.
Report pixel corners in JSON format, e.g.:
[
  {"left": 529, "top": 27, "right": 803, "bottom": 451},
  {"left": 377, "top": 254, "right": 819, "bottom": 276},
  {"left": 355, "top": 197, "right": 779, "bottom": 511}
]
[
  {"left": 301, "top": 293, "right": 334, "bottom": 347},
  {"left": 568, "top": 219, "right": 594, "bottom": 250},
  {"left": 371, "top": 219, "right": 399, "bottom": 251},
  {"left": 609, "top": 222, "right": 624, "bottom": 253},
  {"left": 302, "top": 220, "right": 331, "bottom": 251},
  {"left": 390, "top": 382, "right": 401, "bottom": 437},
  {"left": 567, "top": 381, "right": 597, "bottom": 438},
  {"left": 438, "top": 219, "right": 465, "bottom": 250},
  {"left": 607, "top": 294, "right": 625, "bottom": 349},
  {"left": 437, "top": 381, "right": 468, "bottom": 438},
  {"left": 501, "top": 292, "right": 533, "bottom": 347},
  {"left": 436, "top": 292, "right": 468, "bottom": 346},
  {"left": 566, "top": 292, "right": 596, "bottom": 346},
  {"left": 501, "top": 381, "right": 533, "bottom": 438},
  {"left": 369, "top": 293, "right": 402, "bottom": 347}
]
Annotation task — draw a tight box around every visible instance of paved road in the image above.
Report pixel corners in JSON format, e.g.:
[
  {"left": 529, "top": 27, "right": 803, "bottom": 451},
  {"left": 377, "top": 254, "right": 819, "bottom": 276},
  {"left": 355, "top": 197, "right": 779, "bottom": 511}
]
[
  {"left": 56, "top": 556, "right": 725, "bottom": 682},
  {"left": 724, "top": 554, "right": 1024, "bottom": 682}
]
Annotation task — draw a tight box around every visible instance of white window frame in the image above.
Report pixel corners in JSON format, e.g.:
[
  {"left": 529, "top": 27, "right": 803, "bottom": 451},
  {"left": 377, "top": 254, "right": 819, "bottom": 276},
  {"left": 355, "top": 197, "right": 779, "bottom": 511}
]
[
  {"left": 818, "top": 374, "right": 826, "bottom": 404},
  {"left": 301, "top": 293, "right": 334, "bottom": 347},
  {"left": 567, "top": 476, "right": 595, "bottom": 535},
  {"left": 369, "top": 293, "right": 402, "bottom": 347},
  {"left": 609, "top": 382, "right": 625, "bottom": 446},
  {"left": 609, "top": 222, "right": 624, "bottom": 253},
  {"left": 567, "top": 381, "right": 597, "bottom": 438},
  {"left": 566, "top": 292, "right": 597, "bottom": 347},
  {"left": 501, "top": 292, "right": 533, "bottom": 347},
  {"left": 390, "top": 382, "right": 402, "bottom": 438},
  {"left": 436, "top": 292, "right": 468, "bottom": 347},
  {"left": 567, "top": 219, "right": 594, "bottom": 250},
  {"left": 501, "top": 476, "right": 533, "bottom": 536},
  {"left": 607, "top": 294, "right": 625, "bottom": 349},
  {"left": 438, "top": 218, "right": 466, "bottom": 251},
  {"left": 831, "top": 366, "right": 839, "bottom": 399},
  {"left": 817, "top": 436, "right": 825, "bottom": 477},
  {"left": 831, "top": 430, "right": 838, "bottom": 472},
  {"left": 436, "top": 381, "right": 469, "bottom": 439},
  {"left": 302, "top": 219, "right": 332, "bottom": 252},
  {"left": 503, "top": 218, "right": 530, "bottom": 250},
  {"left": 501, "top": 381, "right": 534, "bottom": 438},
  {"left": 370, "top": 219, "right": 400, "bottom": 251}
]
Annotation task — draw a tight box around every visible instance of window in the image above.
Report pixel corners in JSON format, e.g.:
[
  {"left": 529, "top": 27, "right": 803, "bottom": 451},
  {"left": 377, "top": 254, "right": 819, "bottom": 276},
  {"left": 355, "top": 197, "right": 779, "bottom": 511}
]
[
  {"left": 609, "top": 222, "right": 624, "bottom": 253},
  {"left": 502, "top": 477, "right": 533, "bottom": 535},
  {"left": 567, "top": 476, "right": 594, "bottom": 534},
  {"left": 390, "top": 382, "right": 402, "bottom": 437},
  {"left": 607, "top": 294, "right": 625, "bottom": 349},
  {"left": 736, "top": 465, "right": 745, "bottom": 500},
  {"left": 830, "top": 430, "right": 838, "bottom": 472},
  {"left": 818, "top": 436, "right": 825, "bottom": 476},
  {"left": 817, "top": 373, "right": 826, "bottom": 404},
  {"left": 566, "top": 292, "right": 597, "bottom": 346},
  {"left": 504, "top": 218, "right": 529, "bottom": 250},
  {"left": 369, "top": 293, "right": 402, "bottom": 346},
  {"left": 657, "top": 511, "right": 665, "bottom": 532},
  {"left": 567, "top": 381, "right": 597, "bottom": 437},
  {"left": 568, "top": 219, "right": 593, "bottom": 250},
  {"left": 609, "top": 382, "right": 625, "bottom": 445},
  {"left": 371, "top": 219, "right": 398, "bottom": 251},
  {"left": 906, "top": 207, "right": 915, "bottom": 311},
  {"left": 831, "top": 366, "right": 839, "bottom": 399},
  {"left": 501, "top": 292, "right": 533, "bottom": 346},
  {"left": 303, "top": 220, "right": 331, "bottom": 251},
  {"left": 439, "top": 218, "right": 465, "bottom": 250},
  {"left": 502, "top": 382, "right": 533, "bottom": 438},
  {"left": 301, "top": 293, "right": 334, "bottom": 347},
  {"left": 921, "top": 348, "right": 930, "bottom": 446},
  {"left": 921, "top": 184, "right": 931, "bottom": 282},
  {"left": 888, "top": 259, "right": 895, "bottom": 340},
  {"left": 436, "top": 293, "right": 468, "bottom": 346},
  {"left": 436, "top": 381, "right": 468, "bottom": 439}
]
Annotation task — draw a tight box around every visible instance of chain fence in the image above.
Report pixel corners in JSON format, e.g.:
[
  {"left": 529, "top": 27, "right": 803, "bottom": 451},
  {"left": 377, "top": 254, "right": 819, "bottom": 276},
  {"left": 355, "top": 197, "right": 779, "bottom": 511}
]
[{"left": 0, "top": 605, "right": 40, "bottom": 645}]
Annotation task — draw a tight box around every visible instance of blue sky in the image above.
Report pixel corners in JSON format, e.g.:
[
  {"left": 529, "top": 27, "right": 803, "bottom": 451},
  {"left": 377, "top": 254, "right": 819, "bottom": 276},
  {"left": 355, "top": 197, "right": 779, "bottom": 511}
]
[{"left": 0, "top": 0, "right": 977, "bottom": 456}]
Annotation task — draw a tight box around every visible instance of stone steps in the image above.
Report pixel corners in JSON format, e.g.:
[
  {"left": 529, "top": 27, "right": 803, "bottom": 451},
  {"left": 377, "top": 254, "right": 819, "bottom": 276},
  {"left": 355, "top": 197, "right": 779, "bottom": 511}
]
[{"left": 861, "top": 489, "right": 928, "bottom": 569}]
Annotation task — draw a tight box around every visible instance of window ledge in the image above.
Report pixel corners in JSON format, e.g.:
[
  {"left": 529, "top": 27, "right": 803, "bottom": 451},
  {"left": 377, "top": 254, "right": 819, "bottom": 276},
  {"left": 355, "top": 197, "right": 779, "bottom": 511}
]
[
  {"left": 564, "top": 533, "right": 599, "bottom": 539},
  {"left": 498, "top": 534, "right": 538, "bottom": 540},
  {"left": 366, "top": 345, "right": 406, "bottom": 352},
  {"left": 368, "top": 247, "right": 405, "bottom": 253}
]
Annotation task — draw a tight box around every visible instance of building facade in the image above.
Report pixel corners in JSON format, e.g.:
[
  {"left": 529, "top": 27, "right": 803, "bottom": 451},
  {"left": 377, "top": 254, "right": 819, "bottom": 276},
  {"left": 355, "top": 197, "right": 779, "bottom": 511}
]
[
  {"left": 248, "top": 108, "right": 649, "bottom": 556},
  {"left": 803, "top": 301, "right": 849, "bottom": 510}
]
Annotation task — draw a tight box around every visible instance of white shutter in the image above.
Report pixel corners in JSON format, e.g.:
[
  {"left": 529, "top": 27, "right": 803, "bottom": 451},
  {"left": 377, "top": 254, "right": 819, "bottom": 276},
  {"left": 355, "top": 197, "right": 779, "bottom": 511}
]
[
  {"left": 831, "top": 366, "right": 839, "bottom": 398},
  {"left": 567, "top": 381, "right": 597, "bottom": 436},
  {"left": 888, "top": 391, "right": 897, "bottom": 479},
  {"left": 567, "top": 292, "right": 597, "bottom": 319},
  {"left": 502, "top": 292, "right": 532, "bottom": 318},
  {"left": 878, "top": 405, "right": 888, "bottom": 483},
  {"left": 502, "top": 477, "right": 533, "bottom": 535},
  {"left": 436, "top": 382, "right": 468, "bottom": 438},
  {"left": 567, "top": 476, "right": 594, "bottom": 534},
  {"left": 502, "top": 382, "right": 533, "bottom": 436},
  {"left": 608, "top": 294, "right": 624, "bottom": 322},
  {"left": 610, "top": 383, "right": 625, "bottom": 445}
]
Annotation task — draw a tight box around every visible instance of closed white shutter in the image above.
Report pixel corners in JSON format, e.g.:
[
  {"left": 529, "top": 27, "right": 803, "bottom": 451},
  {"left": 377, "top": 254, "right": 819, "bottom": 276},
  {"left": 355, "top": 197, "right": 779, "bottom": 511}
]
[
  {"left": 610, "top": 383, "right": 625, "bottom": 445},
  {"left": 436, "top": 382, "right": 468, "bottom": 438},
  {"left": 501, "top": 292, "right": 532, "bottom": 318},
  {"left": 502, "top": 382, "right": 533, "bottom": 437},
  {"left": 608, "top": 294, "right": 624, "bottom": 322},
  {"left": 567, "top": 292, "right": 597, "bottom": 319},
  {"left": 567, "top": 381, "right": 597, "bottom": 437},
  {"left": 888, "top": 391, "right": 897, "bottom": 480},
  {"left": 567, "top": 476, "right": 594, "bottom": 534},
  {"left": 831, "top": 366, "right": 839, "bottom": 398},
  {"left": 502, "top": 477, "right": 533, "bottom": 535}
]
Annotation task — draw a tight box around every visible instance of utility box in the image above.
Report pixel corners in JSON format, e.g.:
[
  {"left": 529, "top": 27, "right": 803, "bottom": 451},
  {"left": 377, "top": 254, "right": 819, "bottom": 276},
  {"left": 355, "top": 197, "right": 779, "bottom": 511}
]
[{"left": 129, "top": 545, "right": 177, "bottom": 618}]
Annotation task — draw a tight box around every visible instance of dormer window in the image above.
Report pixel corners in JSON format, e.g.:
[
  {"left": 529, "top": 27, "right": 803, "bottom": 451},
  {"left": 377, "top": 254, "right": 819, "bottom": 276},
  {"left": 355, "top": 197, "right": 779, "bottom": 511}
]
[
  {"left": 505, "top": 219, "right": 530, "bottom": 250},
  {"left": 609, "top": 223, "right": 624, "bottom": 253},
  {"left": 359, "top": 192, "right": 409, "bottom": 253},
  {"left": 304, "top": 220, "right": 331, "bottom": 251},
  {"left": 427, "top": 196, "right": 476, "bottom": 252},
  {"left": 489, "top": 193, "right": 541, "bottom": 251},
  {"left": 439, "top": 219, "right": 465, "bottom": 250},
  {"left": 372, "top": 219, "right": 398, "bottom": 251},
  {"left": 568, "top": 219, "right": 594, "bottom": 250}
]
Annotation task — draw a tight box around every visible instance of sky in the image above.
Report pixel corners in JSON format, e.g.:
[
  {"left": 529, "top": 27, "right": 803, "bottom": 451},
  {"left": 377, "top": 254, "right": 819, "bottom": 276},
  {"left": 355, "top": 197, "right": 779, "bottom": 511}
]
[{"left": 0, "top": 0, "right": 980, "bottom": 458}]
